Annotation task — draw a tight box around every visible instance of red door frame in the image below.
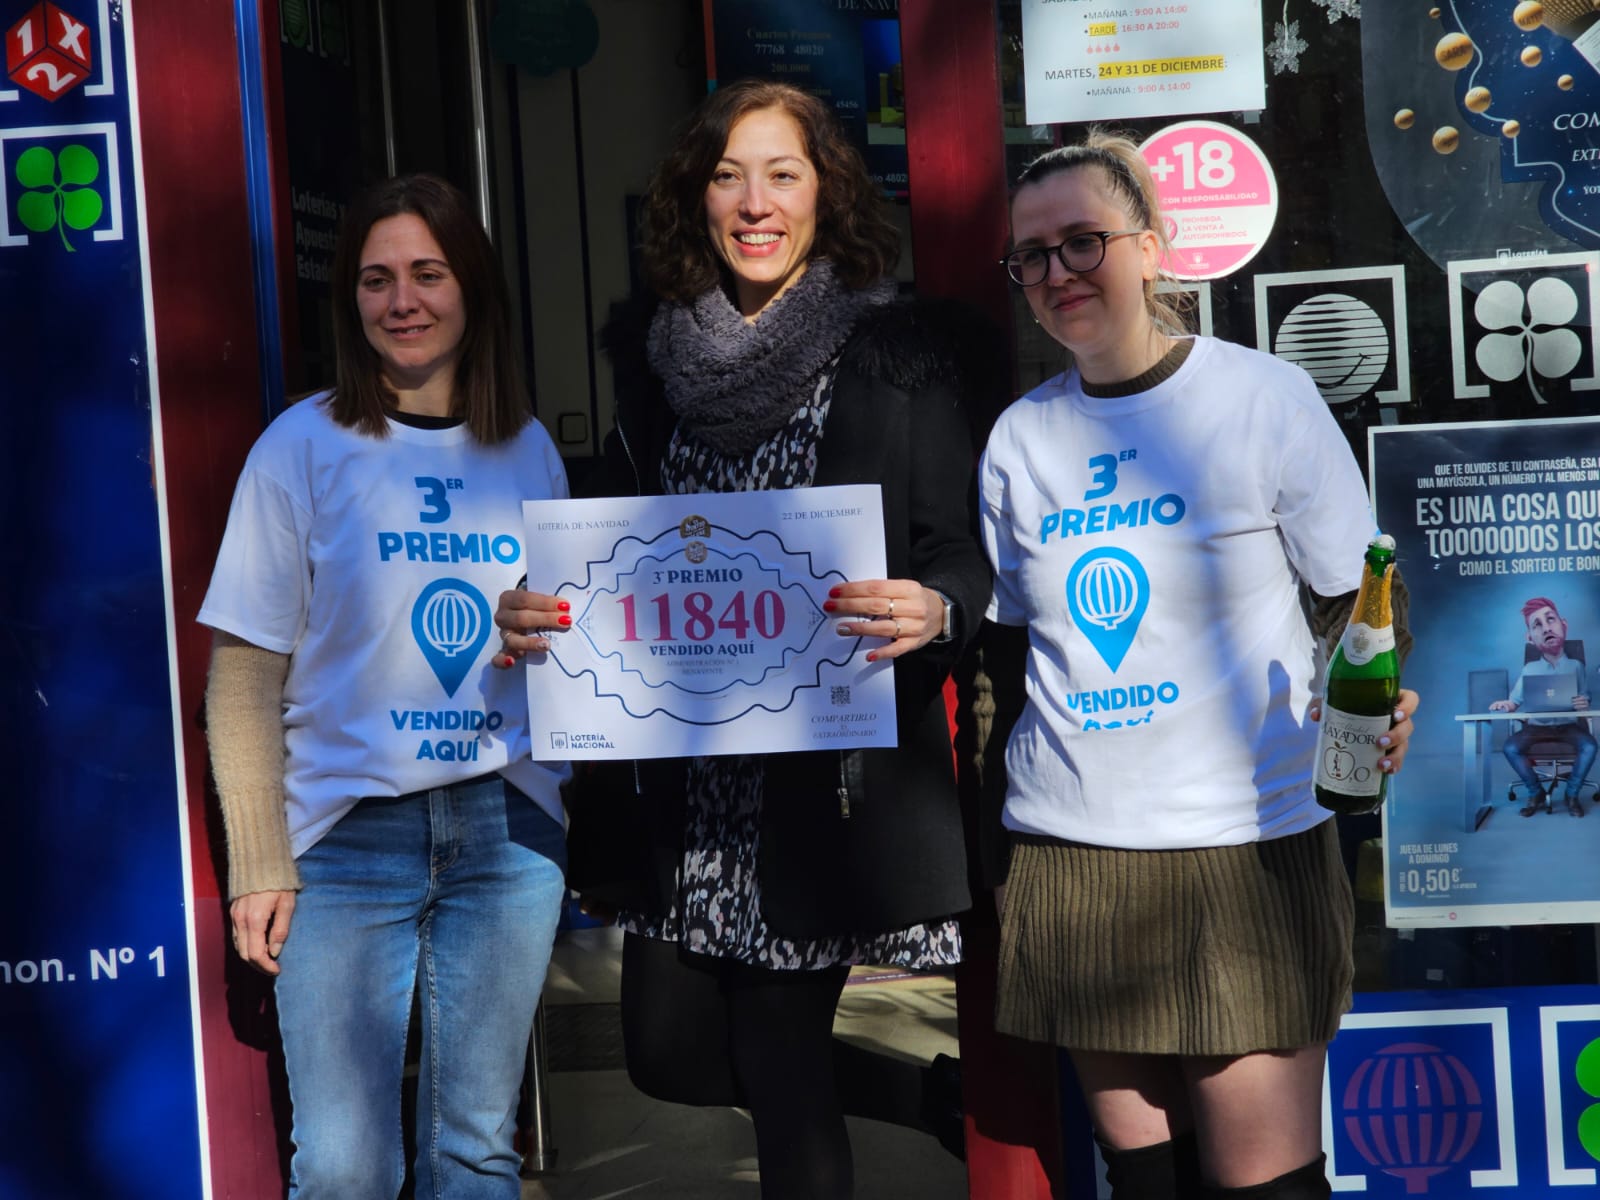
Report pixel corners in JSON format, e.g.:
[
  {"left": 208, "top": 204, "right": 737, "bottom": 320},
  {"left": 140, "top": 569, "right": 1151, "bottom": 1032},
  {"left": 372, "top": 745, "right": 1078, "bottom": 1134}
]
[
  {"left": 900, "top": 4, "right": 1066, "bottom": 1195},
  {"left": 134, "top": 4, "right": 288, "bottom": 1196}
]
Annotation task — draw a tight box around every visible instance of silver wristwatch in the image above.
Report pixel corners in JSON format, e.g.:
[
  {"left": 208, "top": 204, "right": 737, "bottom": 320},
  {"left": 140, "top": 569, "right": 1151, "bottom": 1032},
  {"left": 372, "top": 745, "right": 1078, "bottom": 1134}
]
[{"left": 930, "top": 590, "right": 956, "bottom": 643}]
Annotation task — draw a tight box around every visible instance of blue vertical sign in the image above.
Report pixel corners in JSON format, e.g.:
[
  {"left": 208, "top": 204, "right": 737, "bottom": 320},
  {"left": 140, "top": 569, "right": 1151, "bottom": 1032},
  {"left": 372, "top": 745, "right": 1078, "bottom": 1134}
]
[{"left": 0, "top": 2, "right": 204, "bottom": 1197}]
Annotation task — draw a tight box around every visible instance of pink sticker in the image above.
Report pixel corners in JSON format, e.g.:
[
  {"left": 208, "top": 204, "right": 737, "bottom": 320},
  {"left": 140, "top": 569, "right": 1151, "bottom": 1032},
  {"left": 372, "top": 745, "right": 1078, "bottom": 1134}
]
[{"left": 1138, "top": 121, "right": 1278, "bottom": 282}]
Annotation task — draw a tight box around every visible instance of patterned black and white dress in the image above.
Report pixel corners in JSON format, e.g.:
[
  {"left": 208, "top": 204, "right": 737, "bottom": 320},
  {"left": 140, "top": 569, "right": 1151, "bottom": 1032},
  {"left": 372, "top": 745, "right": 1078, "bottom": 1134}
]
[{"left": 615, "top": 366, "right": 963, "bottom": 971}]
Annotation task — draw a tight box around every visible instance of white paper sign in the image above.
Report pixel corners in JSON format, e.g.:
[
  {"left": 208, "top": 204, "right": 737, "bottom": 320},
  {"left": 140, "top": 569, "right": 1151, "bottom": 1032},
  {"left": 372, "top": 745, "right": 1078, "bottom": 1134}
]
[
  {"left": 521, "top": 485, "right": 897, "bottom": 759},
  {"left": 1021, "top": 1, "right": 1266, "bottom": 124}
]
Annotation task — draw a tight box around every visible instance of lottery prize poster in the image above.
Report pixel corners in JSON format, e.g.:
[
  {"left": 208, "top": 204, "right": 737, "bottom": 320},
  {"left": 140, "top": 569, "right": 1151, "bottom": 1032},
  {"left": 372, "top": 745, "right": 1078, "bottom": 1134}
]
[
  {"left": 1019, "top": 0, "right": 1266, "bottom": 125},
  {"left": 522, "top": 485, "right": 897, "bottom": 759},
  {"left": 1370, "top": 416, "right": 1600, "bottom": 927},
  {"left": 708, "top": 0, "right": 910, "bottom": 197},
  {"left": 0, "top": 1, "right": 204, "bottom": 1196}
]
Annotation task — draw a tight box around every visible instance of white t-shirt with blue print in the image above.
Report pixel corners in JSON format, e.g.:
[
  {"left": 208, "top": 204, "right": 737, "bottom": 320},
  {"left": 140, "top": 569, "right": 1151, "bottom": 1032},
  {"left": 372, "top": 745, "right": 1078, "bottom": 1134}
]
[
  {"left": 979, "top": 337, "right": 1376, "bottom": 850},
  {"left": 199, "top": 394, "right": 570, "bottom": 857}
]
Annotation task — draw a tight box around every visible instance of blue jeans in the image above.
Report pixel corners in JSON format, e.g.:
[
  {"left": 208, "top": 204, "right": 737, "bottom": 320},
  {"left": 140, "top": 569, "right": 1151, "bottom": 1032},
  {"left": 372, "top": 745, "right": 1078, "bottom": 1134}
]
[
  {"left": 1504, "top": 721, "right": 1598, "bottom": 800},
  {"left": 274, "top": 774, "right": 566, "bottom": 1200}
]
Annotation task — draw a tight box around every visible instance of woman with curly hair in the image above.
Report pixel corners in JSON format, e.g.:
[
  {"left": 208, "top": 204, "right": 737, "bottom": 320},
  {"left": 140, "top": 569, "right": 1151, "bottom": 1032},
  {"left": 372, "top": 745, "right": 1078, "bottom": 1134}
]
[{"left": 496, "top": 79, "right": 993, "bottom": 1197}]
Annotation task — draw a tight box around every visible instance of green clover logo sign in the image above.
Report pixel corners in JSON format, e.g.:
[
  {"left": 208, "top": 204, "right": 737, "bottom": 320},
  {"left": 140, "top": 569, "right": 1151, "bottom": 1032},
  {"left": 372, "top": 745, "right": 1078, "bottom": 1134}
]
[
  {"left": 1575, "top": 1036, "right": 1600, "bottom": 1161},
  {"left": 16, "top": 144, "right": 104, "bottom": 252}
]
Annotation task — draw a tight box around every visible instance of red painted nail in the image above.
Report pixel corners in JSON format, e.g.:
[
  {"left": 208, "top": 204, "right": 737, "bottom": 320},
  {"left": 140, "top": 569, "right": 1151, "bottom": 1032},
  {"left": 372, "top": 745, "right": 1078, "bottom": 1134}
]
[
  {"left": 865, "top": 652, "right": 877, "bottom": 663},
  {"left": 823, "top": 600, "right": 838, "bottom": 612},
  {"left": 558, "top": 615, "right": 571, "bottom": 626},
  {"left": 557, "top": 600, "right": 571, "bottom": 612},
  {"left": 501, "top": 655, "right": 516, "bottom": 667},
  {"left": 829, "top": 586, "right": 842, "bottom": 598}
]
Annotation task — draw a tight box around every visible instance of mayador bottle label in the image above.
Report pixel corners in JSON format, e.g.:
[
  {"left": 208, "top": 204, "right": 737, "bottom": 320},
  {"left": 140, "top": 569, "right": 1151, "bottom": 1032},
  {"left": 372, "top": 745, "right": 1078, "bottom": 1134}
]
[
  {"left": 1315, "top": 706, "right": 1390, "bottom": 798},
  {"left": 1339, "top": 620, "right": 1395, "bottom": 667}
]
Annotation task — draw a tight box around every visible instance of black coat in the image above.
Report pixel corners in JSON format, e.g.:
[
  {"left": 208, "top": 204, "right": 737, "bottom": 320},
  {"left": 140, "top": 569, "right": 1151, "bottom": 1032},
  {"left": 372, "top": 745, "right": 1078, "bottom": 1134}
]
[{"left": 568, "top": 297, "right": 996, "bottom": 939}]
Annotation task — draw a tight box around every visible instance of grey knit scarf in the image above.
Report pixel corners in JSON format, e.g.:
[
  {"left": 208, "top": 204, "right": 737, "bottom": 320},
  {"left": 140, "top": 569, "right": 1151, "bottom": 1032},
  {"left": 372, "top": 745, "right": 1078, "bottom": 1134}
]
[{"left": 646, "top": 259, "right": 896, "bottom": 456}]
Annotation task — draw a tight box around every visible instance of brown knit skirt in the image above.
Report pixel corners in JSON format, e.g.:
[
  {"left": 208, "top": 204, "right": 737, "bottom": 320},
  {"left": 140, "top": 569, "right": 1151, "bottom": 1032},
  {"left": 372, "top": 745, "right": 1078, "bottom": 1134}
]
[{"left": 995, "top": 820, "right": 1353, "bottom": 1056}]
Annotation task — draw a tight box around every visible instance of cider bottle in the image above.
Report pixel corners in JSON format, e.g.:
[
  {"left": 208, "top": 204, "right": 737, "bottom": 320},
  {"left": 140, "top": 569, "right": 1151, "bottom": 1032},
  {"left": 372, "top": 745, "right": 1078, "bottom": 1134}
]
[{"left": 1314, "top": 535, "right": 1401, "bottom": 815}]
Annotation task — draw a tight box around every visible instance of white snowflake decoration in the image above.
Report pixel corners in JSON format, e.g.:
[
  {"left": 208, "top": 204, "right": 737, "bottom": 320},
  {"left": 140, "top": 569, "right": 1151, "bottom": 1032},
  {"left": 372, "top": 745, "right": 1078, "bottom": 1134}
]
[
  {"left": 1268, "top": 0, "right": 1359, "bottom": 77},
  {"left": 1313, "top": 0, "right": 1361, "bottom": 21},
  {"left": 1268, "top": 20, "right": 1310, "bottom": 75}
]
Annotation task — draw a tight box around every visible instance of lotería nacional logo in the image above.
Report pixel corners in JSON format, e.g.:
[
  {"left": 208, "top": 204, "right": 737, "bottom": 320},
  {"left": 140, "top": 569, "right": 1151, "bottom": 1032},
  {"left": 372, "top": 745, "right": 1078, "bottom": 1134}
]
[
  {"left": 1328, "top": 994, "right": 1600, "bottom": 1196},
  {"left": 1327, "top": 1010, "right": 1517, "bottom": 1195}
]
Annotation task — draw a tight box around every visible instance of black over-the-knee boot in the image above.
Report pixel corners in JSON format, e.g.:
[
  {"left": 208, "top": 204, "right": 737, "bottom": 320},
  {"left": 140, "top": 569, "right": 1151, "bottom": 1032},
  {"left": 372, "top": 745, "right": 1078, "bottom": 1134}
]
[
  {"left": 1100, "top": 1130, "right": 1203, "bottom": 1199},
  {"left": 1202, "top": 1154, "right": 1331, "bottom": 1200}
]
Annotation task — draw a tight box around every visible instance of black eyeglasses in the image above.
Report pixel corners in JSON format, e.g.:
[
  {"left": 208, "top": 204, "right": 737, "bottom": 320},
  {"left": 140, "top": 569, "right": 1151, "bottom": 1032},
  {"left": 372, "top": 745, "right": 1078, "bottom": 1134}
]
[{"left": 999, "top": 230, "right": 1144, "bottom": 287}]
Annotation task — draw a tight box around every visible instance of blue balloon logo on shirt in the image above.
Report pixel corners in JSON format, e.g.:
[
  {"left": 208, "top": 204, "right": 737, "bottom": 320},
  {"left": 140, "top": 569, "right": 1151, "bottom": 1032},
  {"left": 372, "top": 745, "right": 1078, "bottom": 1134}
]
[
  {"left": 412, "top": 578, "right": 492, "bottom": 697},
  {"left": 1066, "top": 547, "right": 1149, "bottom": 672}
]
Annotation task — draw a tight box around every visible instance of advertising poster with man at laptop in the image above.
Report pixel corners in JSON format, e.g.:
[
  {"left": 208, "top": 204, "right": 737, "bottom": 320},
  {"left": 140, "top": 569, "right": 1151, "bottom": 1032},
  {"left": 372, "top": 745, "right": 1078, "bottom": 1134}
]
[{"left": 1370, "top": 416, "right": 1600, "bottom": 927}]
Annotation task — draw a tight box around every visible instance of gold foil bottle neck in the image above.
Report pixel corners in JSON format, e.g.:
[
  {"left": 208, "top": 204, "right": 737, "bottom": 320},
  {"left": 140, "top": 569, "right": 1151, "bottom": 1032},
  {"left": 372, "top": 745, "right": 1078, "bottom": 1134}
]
[{"left": 1353, "top": 558, "right": 1395, "bottom": 630}]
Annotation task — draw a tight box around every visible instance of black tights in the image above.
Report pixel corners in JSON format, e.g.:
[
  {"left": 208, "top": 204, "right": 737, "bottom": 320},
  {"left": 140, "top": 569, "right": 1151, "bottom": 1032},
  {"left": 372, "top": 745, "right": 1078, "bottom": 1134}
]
[{"left": 620, "top": 932, "right": 855, "bottom": 1199}]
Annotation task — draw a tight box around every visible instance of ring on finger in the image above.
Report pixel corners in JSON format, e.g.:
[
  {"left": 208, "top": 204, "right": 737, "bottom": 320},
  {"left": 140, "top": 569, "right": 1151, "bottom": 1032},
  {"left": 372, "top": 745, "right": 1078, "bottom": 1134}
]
[
  {"left": 892, "top": 618, "right": 903, "bottom": 638},
  {"left": 888, "top": 597, "right": 895, "bottom": 617}
]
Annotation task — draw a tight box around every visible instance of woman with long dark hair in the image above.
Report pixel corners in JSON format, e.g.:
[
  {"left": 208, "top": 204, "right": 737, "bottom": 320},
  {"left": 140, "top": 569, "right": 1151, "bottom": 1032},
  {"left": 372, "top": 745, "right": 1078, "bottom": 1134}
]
[
  {"left": 497, "top": 80, "right": 993, "bottom": 1197},
  {"left": 201, "top": 173, "right": 568, "bottom": 1199}
]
